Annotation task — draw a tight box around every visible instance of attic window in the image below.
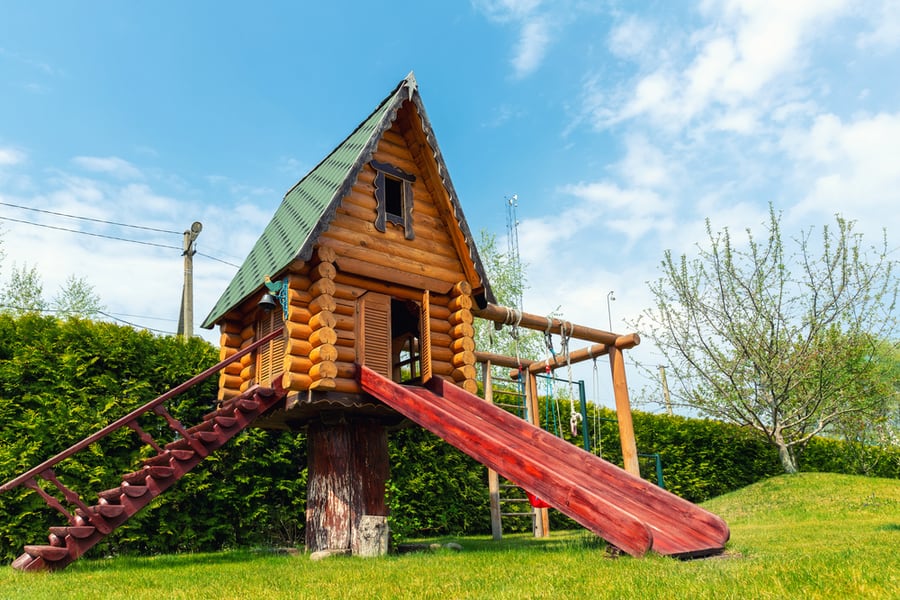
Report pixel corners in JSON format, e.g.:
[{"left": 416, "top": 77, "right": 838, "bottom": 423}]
[{"left": 371, "top": 160, "right": 415, "bottom": 240}]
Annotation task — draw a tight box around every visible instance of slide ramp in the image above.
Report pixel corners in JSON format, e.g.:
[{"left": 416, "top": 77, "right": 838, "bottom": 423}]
[{"left": 360, "top": 366, "right": 729, "bottom": 558}]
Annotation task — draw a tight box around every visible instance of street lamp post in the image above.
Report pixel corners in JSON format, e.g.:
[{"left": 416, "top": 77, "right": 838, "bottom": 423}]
[{"left": 606, "top": 290, "right": 616, "bottom": 332}]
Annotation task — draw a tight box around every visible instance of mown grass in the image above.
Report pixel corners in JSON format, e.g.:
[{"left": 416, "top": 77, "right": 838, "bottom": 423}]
[{"left": 1, "top": 473, "right": 897, "bottom": 599}]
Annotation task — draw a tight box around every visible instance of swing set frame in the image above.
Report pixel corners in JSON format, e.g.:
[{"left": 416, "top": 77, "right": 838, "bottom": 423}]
[{"left": 472, "top": 302, "right": 643, "bottom": 539}]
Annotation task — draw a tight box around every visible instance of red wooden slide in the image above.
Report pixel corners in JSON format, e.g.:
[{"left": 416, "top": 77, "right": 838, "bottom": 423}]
[{"left": 359, "top": 366, "right": 729, "bottom": 558}]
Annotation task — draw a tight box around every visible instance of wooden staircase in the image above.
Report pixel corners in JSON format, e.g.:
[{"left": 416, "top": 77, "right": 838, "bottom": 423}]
[{"left": 1, "top": 329, "right": 287, "bottom": 572}]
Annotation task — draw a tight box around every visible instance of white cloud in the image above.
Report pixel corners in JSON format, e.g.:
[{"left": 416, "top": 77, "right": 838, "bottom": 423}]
[
  {"left": 472, "top": 0, "right": 559, "bottom": 78},
  {"left": 591, "top": 0, "right": 853, "bottom": 132},
  {"left": 782, "top": 111, "right": 900, "bottom": 236},
  {"left": 512, "top": 18, "right": 551, "bottom": 78},
  {"left": 616, "top": 134, "right": 671, "bottom": 189},
  {"left": 0, "top": 147, "right": 26, "bottom": 166},
  {"left": 607, "top": 15, "right": 655, "bottom": 60},
  {"left": 856, "top": 0, "right": 900, "bottom": 51},
  {"left": 72, "top": 156, "right": 143, "bottom": 180}
]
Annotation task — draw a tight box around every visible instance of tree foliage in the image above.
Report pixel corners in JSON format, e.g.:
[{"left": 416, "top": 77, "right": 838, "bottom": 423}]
[
  {"left": 52, "top": 274, "right": 105, "bottom": 318},
  {"left": 473, "top": 229, "right": 543, "bottom": 364},
  {"left": 0, "top": 263, "right": 46, "bottom": 315},
  {"left": 639, "top": 207, "right": 898, "bottom": 473}
]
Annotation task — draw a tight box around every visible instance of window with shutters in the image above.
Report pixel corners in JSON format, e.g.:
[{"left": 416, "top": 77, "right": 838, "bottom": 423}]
[
  {"left": 371, "top": 160, "right": 415, "bottom": 240},
  {"left": 358, "top": 293, "right": 431, "bottom": 384},
  {"left": 256, "top": 308, "right": 285, "bottom": 386}
]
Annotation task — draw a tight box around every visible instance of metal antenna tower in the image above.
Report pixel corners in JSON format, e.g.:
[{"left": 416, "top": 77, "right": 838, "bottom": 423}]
[{"left": 505, "top": 194, "right": 523, "bottom": 311}]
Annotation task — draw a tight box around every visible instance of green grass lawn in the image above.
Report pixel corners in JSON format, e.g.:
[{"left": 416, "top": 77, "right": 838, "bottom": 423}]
[{"left": 1, "top": 473, "right": 897, "bottom": 599}]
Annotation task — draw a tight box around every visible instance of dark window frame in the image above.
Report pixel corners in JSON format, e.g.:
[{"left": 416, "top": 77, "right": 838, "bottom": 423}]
[{"left": 371, "top": 160, "right": 415, "bottom": 240}]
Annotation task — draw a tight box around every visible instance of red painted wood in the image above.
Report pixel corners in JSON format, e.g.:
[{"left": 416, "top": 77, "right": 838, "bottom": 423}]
[
  {"left": 9, "top": 383, "right": 288, "bottom": 572},
  {"left": 0, "top": 328, "right": 284, "bottom": 496},
  {"left": 359, "top": 367, "right": 653, "bottom": 557},
  {"left": 427, "top": 376, "right": 730, "bottom": 557},
  {"left": 360, "top": 367, "right": 729, "bottom": 558}
]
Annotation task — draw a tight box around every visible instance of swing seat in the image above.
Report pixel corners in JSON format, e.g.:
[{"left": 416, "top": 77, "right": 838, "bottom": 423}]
[{"left": 525, "top": 490, "right": 552, "bottom": 509}]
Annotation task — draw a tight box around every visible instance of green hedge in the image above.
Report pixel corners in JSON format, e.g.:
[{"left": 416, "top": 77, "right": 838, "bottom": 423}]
[{"left": 1, "top": 314, "right": 896, "bottom": 561}]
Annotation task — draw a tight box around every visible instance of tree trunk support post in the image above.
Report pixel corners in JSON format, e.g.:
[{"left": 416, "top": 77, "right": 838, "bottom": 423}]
[{"left": 305, "top": 418, "right": 390, "bottom": 556}]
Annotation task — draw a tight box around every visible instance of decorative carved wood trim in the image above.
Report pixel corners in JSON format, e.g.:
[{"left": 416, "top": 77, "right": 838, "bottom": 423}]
[
  {"left": 420, "top": 289, "right": 432, "bottom": 384},
  {"left": 371, "top": 161, "right": 415, "bottom": 240}
]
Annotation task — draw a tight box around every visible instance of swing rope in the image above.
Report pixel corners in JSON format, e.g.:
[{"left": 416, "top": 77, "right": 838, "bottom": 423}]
[
  {"left": 592, "top": 356, "right": 603, "bottom": 457},
  {"left": 559, "top": 320, "right": 581, "bottom": 438},
  {"left": 542, "top": 317, "right": 562, "bottom": 437}
]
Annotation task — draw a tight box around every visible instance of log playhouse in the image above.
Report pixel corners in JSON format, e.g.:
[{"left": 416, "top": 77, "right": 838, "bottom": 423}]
[{"left": 2, "top": 73, "right": 728, "bottom": 570}]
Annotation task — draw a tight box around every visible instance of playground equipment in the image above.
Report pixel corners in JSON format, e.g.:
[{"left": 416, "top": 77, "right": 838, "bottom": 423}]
[{"left": 1, "top": 73, "right": 727, "bottom": 570}]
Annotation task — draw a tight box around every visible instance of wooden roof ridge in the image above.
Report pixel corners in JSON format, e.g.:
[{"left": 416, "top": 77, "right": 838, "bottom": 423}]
[{"left": 201, "top": 72, "right": 493, "bottom": 329}]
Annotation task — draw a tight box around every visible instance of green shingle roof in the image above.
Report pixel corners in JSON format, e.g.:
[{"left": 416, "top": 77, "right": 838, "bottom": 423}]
[{"left": 202, "top": 73, "right": 492, "bottom": 329}]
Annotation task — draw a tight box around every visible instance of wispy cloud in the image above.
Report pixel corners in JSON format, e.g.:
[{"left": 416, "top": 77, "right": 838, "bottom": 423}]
[
  {"left": 472, "top": 0, "right": 559, "bottom": 78},
  {"left": 590, "top": 1, "right": 852, "bottom": 132},
  {"left": 72, "top": 156, "right": 143, "bottom": 180},
  {"left": 856, "top": 0, "right": 900, "bottom": 51},
  {"left": 0, "top": 147, "right": 26, "bottom": 166}
]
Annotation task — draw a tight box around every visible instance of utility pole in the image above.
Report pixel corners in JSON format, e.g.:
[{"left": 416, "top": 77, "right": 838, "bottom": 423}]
[
  {"left": 658, "top": 365, "right": 673, "bottom": 416},
  {"left": 178, "top": 221, "right": 202, "bottom": 340}
]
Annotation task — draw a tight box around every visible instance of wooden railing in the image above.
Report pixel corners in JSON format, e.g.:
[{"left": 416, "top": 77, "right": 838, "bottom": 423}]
[{"left": 0, "top": 327, "right": 284, "bottom": 495}]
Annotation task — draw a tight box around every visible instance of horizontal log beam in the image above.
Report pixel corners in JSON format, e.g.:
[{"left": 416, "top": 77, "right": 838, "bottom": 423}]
[
  {"left": 475, "top": 340, "right": 620, "bottom": 374},
  {"left": 472, "top": 303, "right": 640, "bottom": 348}
]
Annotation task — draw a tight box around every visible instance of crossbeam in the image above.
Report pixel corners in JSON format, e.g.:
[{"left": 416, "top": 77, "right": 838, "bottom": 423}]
[
  {"left": 472, "top": 303, "right": 640, "bottom": 349},
  {"left": 472, "top": 303, "right": 641, "bottom": 478}
]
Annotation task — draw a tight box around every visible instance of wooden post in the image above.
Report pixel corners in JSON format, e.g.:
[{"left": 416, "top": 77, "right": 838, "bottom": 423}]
[
  {"left": 483, "top": 362, "right": 503, "bottom": 541},
  {"left": 306, "top": 418, "right": 389, "bottom": 555},
  {"left": 609, "top": 346, "right": 640, "bottom": 477},
  {"left": 525, "top": 370, "right": 550, "bottom": 538}
]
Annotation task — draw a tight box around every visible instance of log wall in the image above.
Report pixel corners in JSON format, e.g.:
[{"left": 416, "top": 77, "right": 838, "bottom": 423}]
[{"left": 214, "top": 109, "right": 483, "bottom": 407}]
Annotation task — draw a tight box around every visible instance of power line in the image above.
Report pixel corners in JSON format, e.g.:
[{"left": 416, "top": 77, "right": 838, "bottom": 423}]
[
  {"left": 0, "top": 213, "right": 240, "bottom": 268},
  {"left": 0, "top": 305, "right": 178, "bottom": 335},
  {"left": 0, "top": 215, "right": 182, "bottom": 250},
  {"left": 0, "top": 201, "right": 181, "bottom": 234},
  {"left": 98, "top": 311, "right": 176, "bottom": 335},
  {"left": 196, "top": 252, "right": 240, "bottom": 269}
]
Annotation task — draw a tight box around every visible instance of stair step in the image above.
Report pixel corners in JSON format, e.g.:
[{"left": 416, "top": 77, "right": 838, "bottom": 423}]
[
  {"left": 144, "top": 449, "right": 193, "bottom": 466},
  {"left": 193, "top": 430, "right": 222, "bottom": 443},
  {"left": 24, "top": 545, "right": 70, "bottom": 562},
  {"left": 122, "top": 470, "right": 148, "bottom": 485},
  {"left": 94, "top": 504, "right": 125, "bottom": 518},
  {"left": 98, "top": 488, "right": 124, "bottom": 502},
  {"left": 235, "top": 398, "right": 259, "bottom": 412},
  {"left": 49, "top": 526, "right": 96, "bottom": 539},
  {"left": 122, "top": 485, "right": 149, "bottom": 498},
  {"left": 98, "top": 485, "right": 149, "bottom": 501},
  {"left": 214, "top": 415, "right": 238, "bottom": 428},
  {"left": 122, "top": 463, "right": 175, "bottom": 485},
  {"left": 11, "top": 553, "right": 38, "bottom": 571}
]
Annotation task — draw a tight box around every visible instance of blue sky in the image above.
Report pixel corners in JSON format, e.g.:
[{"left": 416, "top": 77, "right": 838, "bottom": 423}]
[{"left": 1, "top": 1, "right": 898, "bottom": 405}]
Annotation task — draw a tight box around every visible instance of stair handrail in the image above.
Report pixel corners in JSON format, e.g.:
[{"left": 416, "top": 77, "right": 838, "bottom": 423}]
[{"left": 0, "top": 327, "right": 284, "bottom": 495}]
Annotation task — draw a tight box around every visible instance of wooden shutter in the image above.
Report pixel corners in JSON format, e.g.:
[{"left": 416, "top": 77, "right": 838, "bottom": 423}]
[
  {"left": 358, "top": 292, "right": 391, "bottom": 378},
  {"left": 420, "top": 290, "right": 432, "bottom": 384},
  {"left": 257, "top": 310, "right": 285, "bottom": 385}
]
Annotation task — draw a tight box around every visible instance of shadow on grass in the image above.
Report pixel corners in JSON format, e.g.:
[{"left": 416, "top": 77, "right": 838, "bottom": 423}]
[
  {"left": 63, "top": 530, "right": 610, "bottom": 572},
  {"left": 397, "top": 530, "right": 609, "bottom": 554},
  {"left": 65, "top": 548, "right": 288, "bottom": 573}
]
